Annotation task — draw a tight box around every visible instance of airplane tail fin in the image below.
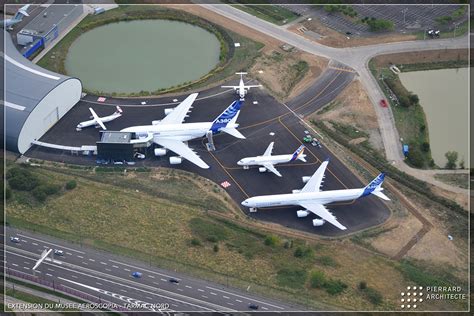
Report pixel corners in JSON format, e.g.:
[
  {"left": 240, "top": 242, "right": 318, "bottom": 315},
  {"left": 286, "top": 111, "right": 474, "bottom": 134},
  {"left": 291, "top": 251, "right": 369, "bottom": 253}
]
[
  {"left": 361, "top": 173, "right": 390, "bottom": 200},
  {"left": 290, "top": 145, "right": 306, "bottom": 162},
  {"left": 14, "top": 5, "right": 30, "bottom": 20},
  {"left": 236, "top": 72, "right": 248, "bottom": 75},
  {"left": 210, "top": 100, "right": 243, "bottom": 134}
]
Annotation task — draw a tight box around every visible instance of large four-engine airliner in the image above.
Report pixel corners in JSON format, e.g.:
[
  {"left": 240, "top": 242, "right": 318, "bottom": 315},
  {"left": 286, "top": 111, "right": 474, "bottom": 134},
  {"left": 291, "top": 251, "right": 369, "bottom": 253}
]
[
  {"left": 1, "top": 4, "right": 30, "bottom": 29},
  {"left": 76, "top": 106, "right": 123, "bottom": 131},
  {"left": 237, "top": 142, "right": 306, "bottom": 177},
  {"left": 221, "top": 72, "right": 262, "bottom": 100},
  {"left": 121, "top": 93, "right": 245, "bottom": 169},
  {"left": 241, "top": 159, "right": 389, "bottom": 230}
]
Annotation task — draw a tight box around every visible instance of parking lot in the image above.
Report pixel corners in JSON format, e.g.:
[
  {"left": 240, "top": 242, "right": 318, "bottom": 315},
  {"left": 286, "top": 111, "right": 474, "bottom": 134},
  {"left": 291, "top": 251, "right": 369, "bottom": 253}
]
[{"left": 27, "top": 67, "right": 390, "bottom": 237}]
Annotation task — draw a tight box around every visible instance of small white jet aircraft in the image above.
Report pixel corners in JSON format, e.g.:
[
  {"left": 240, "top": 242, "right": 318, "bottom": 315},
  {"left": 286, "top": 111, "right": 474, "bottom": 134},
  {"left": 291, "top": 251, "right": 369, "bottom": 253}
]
[
  {"left": 237, "top": 142, "right": 306, "bottom": 177},
  {"left": 1, "top": 5, "right": 30, "bottom": 29},
  {"left": 241, "top": 159, "right": 390, "bottom": 230},
  {"left": 121, "top": 93, "right": 245, "bottom": 169},
  {"left": 76, "top": 106, "right": 123, "bottom": 131},
  {"left": 221, "top": 72, "right": 262, "bottom": 100}
]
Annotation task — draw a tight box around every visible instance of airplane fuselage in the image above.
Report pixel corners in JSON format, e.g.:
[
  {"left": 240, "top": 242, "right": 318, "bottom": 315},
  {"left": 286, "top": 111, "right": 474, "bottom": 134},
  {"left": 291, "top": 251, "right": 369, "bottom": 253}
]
[
  {"left": 242, "top": 188, "right": 364, "bottom": 208},
  {"left": 77, "top": 113, "right": 121, "bottom": 130},
  {"left": 122, "top": 121, "right": 239, "bottom": 142},
  {"left": 238, "top": 154, "right": 294, "bottom": 167}
]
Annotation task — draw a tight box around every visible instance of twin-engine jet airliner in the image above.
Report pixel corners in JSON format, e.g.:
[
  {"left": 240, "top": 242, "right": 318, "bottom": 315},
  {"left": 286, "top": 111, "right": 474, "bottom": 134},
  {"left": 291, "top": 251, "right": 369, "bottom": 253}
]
[
  {"left": 241, "top": 159, "right": 390, "bottom": 230},
  {"left": 1, "top": 5, "right": 30, "bottom": 28},
  {"left": 237, "top": 142, "right": 306, "bottom": 177},
  {"left": 121, "top": 93, "right": 245, "bottom": 169},
  {"left": 76, "top": 106, "right": 123, "bottom": 131},
  {"left": 221, "top": 72, "right": 262, "bottom": 100}
]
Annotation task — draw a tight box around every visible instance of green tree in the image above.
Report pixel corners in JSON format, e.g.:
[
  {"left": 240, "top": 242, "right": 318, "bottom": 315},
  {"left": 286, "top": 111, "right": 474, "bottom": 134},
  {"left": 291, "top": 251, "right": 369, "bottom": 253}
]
[
  {"left": 407, "top": 146, "right": 424, "bottom": 168},
  {"left": 445, "top": 151, "right": 458, "bottom": 169},
  {"left": 408, "top": 93, "right": 419, "bottom": 105},
  {"left": 359, "top": 281, "right": 367, "bottom": 290},
  {"left": 421, "top": 142, "right": 430, "bottom": 152},
  {"left": 459, "top": 159, "right": 465, "bottom": 169},
  {"left": 65, "top": 180, "right": 77, "bottom": 190},
  {"left": 264, "top": 235, "right": 279, "bottom": 247},
  {"left": 213, "top": 244, "right": 219, "bottom": 252}
]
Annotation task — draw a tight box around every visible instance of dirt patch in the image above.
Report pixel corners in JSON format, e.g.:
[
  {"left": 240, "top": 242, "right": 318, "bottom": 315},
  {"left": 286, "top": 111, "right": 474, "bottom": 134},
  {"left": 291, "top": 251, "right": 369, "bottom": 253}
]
[
  {"left": 370, "top": 215, "right": 423, "bottom": 258},
  {"left": 310, "top": 78, "right": 383, "bottom": 150},
  {"left": 430, "top": 185, "right": 468, "bottom": 210},
  {"left": 250, "top": 50, "right": 328, "bottom": 101},
  {"left": 289, "top": 19, "right": 417, "bottom": 48},
  {"left": 371, "top": 49, "right": 469, "bottom": 68}
]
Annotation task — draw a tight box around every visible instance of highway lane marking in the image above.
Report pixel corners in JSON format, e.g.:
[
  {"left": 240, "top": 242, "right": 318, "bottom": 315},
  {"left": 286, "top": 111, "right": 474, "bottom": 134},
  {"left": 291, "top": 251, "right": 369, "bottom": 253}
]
[
  {"left": 46, "top": 273, "right": 53, "bottom": 277},
  {"left": 148, "top": 275, "right": 155, "bottom": 279},
  {"left": 197, "top": 289, "right": 205, "bottom": 292},
  {"left": 66, "top": 252, "right": 72, "bottom": 256},
  {"left": 153, "top": 282, "right": 160, "bottom": 286},
  {"left": 171, "top": 304, "right": 178, "bottom": 307},
  {"left": 120, "top": 289, "right": 127, "bottom": 293},
  {"left": 16, "top": 234, "right": 85, "bottom": 254},
  {"left": 160, "top": 278, "right": 167, "bottom": 282},
  {"left": 146, "top": 296, "right": 153, "bottom": 300},
  {"left": 223, "top": 296, "right": 230, "bottom": 299},
  {"left": 262, "top": 306, "right": 268, "bottom": 310},
  {"left": 210, "top": 292, "right": 217, "bottom": 295},
  {"left": 6, "top": 249, "right": 234, "bottom": 312},
  {"left": 71, "top": 275, "right": 78, "bottom": 279},
  {"left": 47, "top": 268, "right": 55, "bottom": 272},
  {"left": 124, "top": 268, "right": 131, "bottom": 272},
  {"left": 105, "top": 268, "right": 112, "bottom": 272},
  {"left": 227, "top": 302, "right": 234, "bottom": 306},
  {"left": 205, "top": 286, "right": 284, "bottom": 310},
  {"left": 112, "top": 265, "right": 119, "bottom": 268},
  {"left": 12, "top": 263, "right": 18, "bottom": 267},
  {"left": 177, "top": 288, "right": 183, "bottom": 292},
  {"left": 32, "top": 242, "right": 38, "bottom": 246},
  {"left": 201, "top": 295, "right": 208, "bottom": 299},
  {"left": 77, "top": 255, "right": 83, "bottom": 259},
  {"left": 96, "top": 282, "right": 103, "bottom": 285},
  {"left": 236, "top": 299, "right": 242, "bottom": 303},
  {"left": 23, "top": 261, "right": 30, "bottom": 265},
  {"left": 23, "top": 266, "right": 29, "bottom": 270},
  {"left": 100, "top": 262, "right": 107, "bottom": 265},
  {"left": 89, "top": 259, "right": 95, "bottom": 262},
  {"left": 108, "top": 259, "right": 179, "bottom": 280},
  {"left": 21, "top": 239, "right": 27, "bottom": 243},
  {"left": 82, "top": 262, "right": 88, "bottom": 265},
  {"left": 185, "top": 285, "right": 192, "bottom": 289}
]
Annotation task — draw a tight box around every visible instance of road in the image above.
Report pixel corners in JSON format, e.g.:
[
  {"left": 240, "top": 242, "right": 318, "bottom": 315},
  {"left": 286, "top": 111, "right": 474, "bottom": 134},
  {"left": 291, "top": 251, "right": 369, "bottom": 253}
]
[
  {"left": 4, "top": 227, "right": 299, "bottom": 313},
  {"left": 198, "top": 3, "right": 469, "bottom": 195}
]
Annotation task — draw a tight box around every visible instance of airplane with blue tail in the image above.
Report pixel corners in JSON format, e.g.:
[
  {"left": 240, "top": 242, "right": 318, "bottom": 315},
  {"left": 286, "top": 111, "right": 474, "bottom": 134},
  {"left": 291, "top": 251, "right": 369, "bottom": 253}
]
[
  {"left": 237, "top": 142, "right": 307, "bottom": 177},
  {"left": 122, "top": 93, "right": 245, "bottom": 169},
  {"left": 241, "top": 159, "right": 390, "bottom": 230}
]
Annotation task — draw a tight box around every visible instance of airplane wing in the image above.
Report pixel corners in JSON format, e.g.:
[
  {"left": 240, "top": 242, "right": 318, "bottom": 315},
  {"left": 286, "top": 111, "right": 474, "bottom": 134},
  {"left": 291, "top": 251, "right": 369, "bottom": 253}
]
[
  {"left": 263, "top": 142, "right": 274, "bottom": 157},
  {"left": 245, "top": 85, "right": 262, "bottom": 88},
  {"left": 19, "top": 4, "right": 30, "bottom": 16},
  {"left": 299, "top": 202, "right": 347, "bottom": 230},
  {"left": 159, "top": 93, "right": 198, "bottom": 125},
  {"left": 263, "top": 163, "right": 282, "bottom": 177},
  {"left": 221, "top": 85, "right": 238, "bottom": 88},
  {"left": 154, "top": 138, "right": 209, "bottom": 169},
  {"left": 300, "top": 159, "right": 329, "bottom": 193},
  {"left": 89, "top": 108, "right": 107, "bottom": 130}
]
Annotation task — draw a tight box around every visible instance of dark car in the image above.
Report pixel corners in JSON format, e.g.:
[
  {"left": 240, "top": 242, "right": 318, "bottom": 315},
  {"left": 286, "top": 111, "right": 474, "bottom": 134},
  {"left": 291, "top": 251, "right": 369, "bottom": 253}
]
[
  {"left": 249, "top": 303, "right": 259, "bottom": 310},
  {"left": 132, "top": 272, "right": 142, "bottom": 278},
  {"left": 380, "top": 99, "right": 388, "bottom": 108},
  {"left": 169, "top": 278, "right": 180, "bottom": 284}
]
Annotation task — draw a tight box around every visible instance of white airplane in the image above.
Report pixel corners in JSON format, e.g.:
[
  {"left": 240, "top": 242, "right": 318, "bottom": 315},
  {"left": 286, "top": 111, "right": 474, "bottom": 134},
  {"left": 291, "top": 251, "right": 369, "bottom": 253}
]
[
  {"left": 237, "top": 142, "right": 306, "bottom": 177},
  {"left": 221, "top": 72, "right": 262, "bottom": 100},
  {"left": 1, "top": 5, "right": 30, "bottom": 29},
  {"left": 121, "top": 93, "right": 245, "bottom": 169},
  {"left": 76, "top": 106, "right": 123, "bottom": 131},
  {"left": 241, "top": 159, "right": 390, "bottom": 230}
]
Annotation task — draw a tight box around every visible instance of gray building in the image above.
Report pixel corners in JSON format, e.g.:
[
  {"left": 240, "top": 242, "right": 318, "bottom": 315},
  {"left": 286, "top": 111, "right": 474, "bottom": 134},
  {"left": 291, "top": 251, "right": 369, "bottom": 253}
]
[
  {"left": 17, "top": 4, "right": 84, "bottom": 56},
  {"left": 2, "top": 30, "right": 82, "bottom": 154}
]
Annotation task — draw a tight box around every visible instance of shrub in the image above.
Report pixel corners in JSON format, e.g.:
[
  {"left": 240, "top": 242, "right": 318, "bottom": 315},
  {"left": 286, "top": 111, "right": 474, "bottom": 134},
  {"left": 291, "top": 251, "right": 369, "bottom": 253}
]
[
  {"left": 421, "top": 142, "right": 430, "bottom": 152},
  {"left": 32, "top": 187, "right": 47, "bottom": 202},
  {"left": 366, "top": 18, "right": 394, "bottom": 31},
  {"left": 264, "top": 235, "right": 279, "bottom": 247},
  {"left": 365, "top": 287, "right": 383, "bottom": 305},
  {"left": 9, "top": 174, "right": 39, "bottom": 191},
  {"left": 316, "top": 255, "right": 336, "bottom": 266},
  {"left": 310, "top": 270, "right": 326, "bottom": 288},
  {"left": 408, "top": 93, "right": 419, "bottom": 105},
  {"left": 65, "top": 180, "right": 77, "bottom": 190},
  {"left": 324, "top": 279, "right": 347, "bottom": 295},
  {"left": 445, "top": 151, "right": 458, "bottom": 169},
  {"left": 189, "top": 218, "right": 229, "bottom": 242},
  {"left": 213, "top": 244, "right": 219, "bottom": 252},
  {"left": 276, "top": 268, "right": 307, "bottom": 289},
  {"left": 407, "top": 146, "right": 424, "bottom": 168},
  {"left": 43, "top": 184, "right": 61, "bottom": 195},
  {"left": 283, "top": 240, "right": 293, "bottom": 249},
  {"left": 294, "top": 245, "right": 314, "bottom": 258},
  {"left": 207, "top": 235, "right": 218, "bottom": 243},
  {"left": 359, "top": 281, "right": 367, "bottom": 290},
  {"left": 190, "top": 238, "right": 201, "bottom": 246}
]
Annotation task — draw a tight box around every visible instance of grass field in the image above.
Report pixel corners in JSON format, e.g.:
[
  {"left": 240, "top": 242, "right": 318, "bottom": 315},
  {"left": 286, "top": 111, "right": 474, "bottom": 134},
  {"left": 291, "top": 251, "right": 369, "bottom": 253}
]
[
  {"left": 4, "top": 160, "right": 467, "bottom": 310},
  {"left": 434, "top": 173, "right": 469, "bottom": 189}
]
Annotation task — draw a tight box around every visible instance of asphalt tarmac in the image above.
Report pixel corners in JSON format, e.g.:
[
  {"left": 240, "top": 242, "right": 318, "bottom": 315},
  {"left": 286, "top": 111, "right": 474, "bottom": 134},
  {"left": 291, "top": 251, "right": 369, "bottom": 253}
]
[{"left": 26, "top": 67, "right": 391, "bottom": 237}]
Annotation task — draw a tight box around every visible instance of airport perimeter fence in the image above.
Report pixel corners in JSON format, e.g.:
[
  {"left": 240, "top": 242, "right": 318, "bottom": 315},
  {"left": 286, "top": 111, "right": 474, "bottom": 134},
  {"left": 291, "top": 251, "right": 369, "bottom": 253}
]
[{"left": 5, "top": 268, "right": 129, "bottom": 312}]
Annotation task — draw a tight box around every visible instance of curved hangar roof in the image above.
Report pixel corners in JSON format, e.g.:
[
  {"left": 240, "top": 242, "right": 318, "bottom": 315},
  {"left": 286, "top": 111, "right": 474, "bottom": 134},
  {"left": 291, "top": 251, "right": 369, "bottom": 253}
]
[{"left": 2, "top": 31, "right": 82, "bottom": 154}]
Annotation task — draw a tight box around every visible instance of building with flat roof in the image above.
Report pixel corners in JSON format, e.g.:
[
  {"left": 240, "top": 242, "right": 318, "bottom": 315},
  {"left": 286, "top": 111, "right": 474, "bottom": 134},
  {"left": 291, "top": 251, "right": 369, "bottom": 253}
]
[{"left": 2, "top": 30, "right": 82, "bottom": 154}]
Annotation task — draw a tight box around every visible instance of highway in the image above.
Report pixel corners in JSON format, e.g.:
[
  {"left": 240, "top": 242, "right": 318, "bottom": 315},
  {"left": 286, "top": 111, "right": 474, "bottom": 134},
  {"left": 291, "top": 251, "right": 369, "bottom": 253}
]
[
  {"left": 197, "top": 3, "right": 469, "bottom": 195},
  {"left": 4, "top": 227, "right": 299, "bottom": 312}
]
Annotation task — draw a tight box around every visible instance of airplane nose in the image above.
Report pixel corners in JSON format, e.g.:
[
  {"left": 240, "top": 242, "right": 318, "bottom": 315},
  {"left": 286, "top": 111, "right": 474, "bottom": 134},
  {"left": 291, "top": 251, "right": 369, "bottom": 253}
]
[
  {"left": 241, "top": 200, "right": 248, "bottom": 206},
  {"left": 237, "top": 160, "right": 242, "bottom": 165}
]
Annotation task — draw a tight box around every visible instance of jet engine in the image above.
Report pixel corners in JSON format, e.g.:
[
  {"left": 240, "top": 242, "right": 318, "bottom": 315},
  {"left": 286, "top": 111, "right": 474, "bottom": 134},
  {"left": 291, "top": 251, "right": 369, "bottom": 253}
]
[
  {"left": 258, "top": 167, "right": 267, "bottom": 173},
  {"left": 296, "top": 210, "right": 310, "bottom": 218},
  {"left": 154, "top": 148, "right": 167, "bottom": 157},
  {"left": 164, "top": 108, "right": 175, "bottom": 116},
  {"left": 312, "top": 219, "right": 325, "bottom": 227},
  {"left": 302, "top": 176, "right": 311, "bottom": 183},
  {"left": 169, "top": 156, "right": 182, "bottom": 165}
]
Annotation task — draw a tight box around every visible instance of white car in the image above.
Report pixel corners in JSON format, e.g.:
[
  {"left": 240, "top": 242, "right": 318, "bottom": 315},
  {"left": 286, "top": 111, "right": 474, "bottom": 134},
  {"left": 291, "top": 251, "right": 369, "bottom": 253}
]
[
  {"left": 54, "top": 249, "right": 64, "bottom": 256},
  {"left": 10, "top": 237, "right": 20, "bottom": 243},
  {"left": 134, "top": 153, "right": 145, "bottom": 159}
]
